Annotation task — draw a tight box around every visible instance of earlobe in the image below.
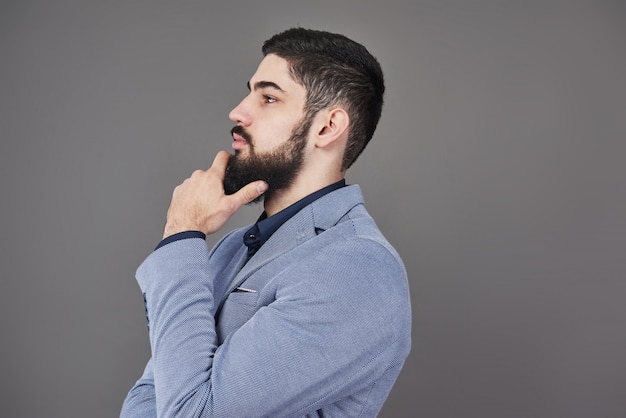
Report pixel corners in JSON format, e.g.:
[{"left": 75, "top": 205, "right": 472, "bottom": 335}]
[{"left": 315, "top": 108, "right": 349, "bottom": 148}]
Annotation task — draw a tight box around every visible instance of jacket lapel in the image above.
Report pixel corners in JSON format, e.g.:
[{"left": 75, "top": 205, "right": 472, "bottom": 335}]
[{"left": 221, "top": 185, "right": 365, "bottom": 296}]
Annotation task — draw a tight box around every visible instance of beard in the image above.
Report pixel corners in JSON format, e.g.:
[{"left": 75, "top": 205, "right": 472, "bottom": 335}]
[{"left": 223, "top": 114, "right": 313, "bottom": 204}]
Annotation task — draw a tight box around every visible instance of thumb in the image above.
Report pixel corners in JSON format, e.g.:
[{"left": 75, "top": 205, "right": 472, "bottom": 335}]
[{"left": 231, "top": 180, "right": 268, "bottom": 207}]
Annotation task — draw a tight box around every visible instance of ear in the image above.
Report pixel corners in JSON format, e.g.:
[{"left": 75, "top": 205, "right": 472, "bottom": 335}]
[{"left": 313, "top": 107, "right": 349, "bottom": 149}]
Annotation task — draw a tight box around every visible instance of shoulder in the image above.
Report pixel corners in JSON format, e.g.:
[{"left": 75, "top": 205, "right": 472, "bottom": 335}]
[{"left": 281, "top": 202, "right": 409, "bottom": 311}]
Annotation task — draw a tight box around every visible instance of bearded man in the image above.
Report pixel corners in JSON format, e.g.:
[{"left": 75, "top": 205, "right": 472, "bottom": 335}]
[{"left": 121, "top": 28, "right": 411, "bottom": 418}]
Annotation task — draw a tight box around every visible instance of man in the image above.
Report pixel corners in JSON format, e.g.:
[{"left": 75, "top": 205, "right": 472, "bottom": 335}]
[{"left": 121, "top": 28, "right": 411, "bottom": 417}]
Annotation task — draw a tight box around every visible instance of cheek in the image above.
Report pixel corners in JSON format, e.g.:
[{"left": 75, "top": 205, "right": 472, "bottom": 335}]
[{"left": 255, "top": 124, "right": 295, "bottom": 150}]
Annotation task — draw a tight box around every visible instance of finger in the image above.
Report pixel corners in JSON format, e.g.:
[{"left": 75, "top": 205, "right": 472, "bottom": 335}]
[
  {"left": 210, "top": 151, "right": 231, "bottom": 177},
  {"left": 230, "top": 180, "right": 268, "bottom": 208}
]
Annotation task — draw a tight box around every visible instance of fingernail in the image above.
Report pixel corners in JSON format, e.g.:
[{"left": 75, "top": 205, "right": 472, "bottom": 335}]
[{"left": 257, "top": 182, "right": 268, "bottom": 193}]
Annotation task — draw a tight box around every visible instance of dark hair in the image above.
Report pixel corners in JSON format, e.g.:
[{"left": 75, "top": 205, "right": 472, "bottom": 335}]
[{"left": 262, "top": 28, "right": 385, "bottom": 170}]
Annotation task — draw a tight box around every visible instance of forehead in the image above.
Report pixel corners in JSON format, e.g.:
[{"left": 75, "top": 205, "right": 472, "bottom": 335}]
[{"left": 250, "top": 54, "right": 306, "bottom": 98}]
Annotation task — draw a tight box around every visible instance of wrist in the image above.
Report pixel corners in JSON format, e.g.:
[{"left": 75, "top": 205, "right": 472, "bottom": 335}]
[{"left": 163, "top": 221, "right": 202, "bottom": 240}]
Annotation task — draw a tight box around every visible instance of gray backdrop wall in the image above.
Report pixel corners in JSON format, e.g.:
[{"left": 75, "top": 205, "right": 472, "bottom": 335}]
[{"left": 1, "top": 1, "right": 624, "bottom": 417}]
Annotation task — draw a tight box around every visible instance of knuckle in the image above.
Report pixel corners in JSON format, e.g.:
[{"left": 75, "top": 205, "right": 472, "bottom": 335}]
[
  {"left": 225, "top": 199, "right": 238, "bottom": 214},
  {"left": 207, "top": 165, "right": 221, "bottom": 176},
  {"left": 245, "top": 187, "right": 257, "bottom": 201}
]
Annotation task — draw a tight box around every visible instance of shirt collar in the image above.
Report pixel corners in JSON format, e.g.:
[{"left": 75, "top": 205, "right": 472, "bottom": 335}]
[{"left": 243, "top": 179, "right": 346, "bottom": 258}]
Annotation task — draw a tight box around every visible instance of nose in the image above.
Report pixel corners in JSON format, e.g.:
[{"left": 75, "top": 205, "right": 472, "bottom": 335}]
[{"left": 229, "top": 96, "right": 252, "bottom": 126}]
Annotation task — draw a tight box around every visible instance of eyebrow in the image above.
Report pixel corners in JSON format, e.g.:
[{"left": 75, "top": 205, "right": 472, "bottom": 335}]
[{"left": 247, "top": 80, "right": 285, "bottom": 93}]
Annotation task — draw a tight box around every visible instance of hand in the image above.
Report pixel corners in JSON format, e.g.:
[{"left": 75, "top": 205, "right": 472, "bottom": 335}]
[{"left": 162, "top": 151, "right": 268, "bottom": 239}]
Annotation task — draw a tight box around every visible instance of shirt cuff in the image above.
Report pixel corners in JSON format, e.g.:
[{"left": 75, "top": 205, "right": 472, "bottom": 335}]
[{"left": 155, "top": 231, "right": 206, "bottom": 251}]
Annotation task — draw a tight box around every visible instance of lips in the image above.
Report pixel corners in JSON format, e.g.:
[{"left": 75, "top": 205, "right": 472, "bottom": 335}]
[
  {"left": 232, "top": 132, "right": 248, "bottom": 150},
  {"left": 231, "top": 126, "right": 251, "bottom": 151}
]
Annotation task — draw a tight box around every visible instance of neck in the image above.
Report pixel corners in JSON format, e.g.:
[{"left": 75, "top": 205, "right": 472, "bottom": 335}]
[{"left": 263, "top": 171, "right": 344, "bottom": 216}]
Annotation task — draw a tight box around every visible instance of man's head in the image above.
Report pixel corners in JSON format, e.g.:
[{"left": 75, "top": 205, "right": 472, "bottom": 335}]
[
  {"left": 224, "top": 28, "right": 385, "bottom": 200},
  {"left": 262, "top": 28, "right": 385, "bottom": 170}
]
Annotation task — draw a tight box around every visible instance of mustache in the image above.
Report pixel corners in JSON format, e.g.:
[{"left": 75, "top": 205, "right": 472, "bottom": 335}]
[{"left": 230, "top": 125, "right": 252, "bottom": 144}]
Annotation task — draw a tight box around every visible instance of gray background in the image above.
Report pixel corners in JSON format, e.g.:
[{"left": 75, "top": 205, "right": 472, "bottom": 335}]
[{"left": 1, "top": 1, "right": 625, "bottom": 417}]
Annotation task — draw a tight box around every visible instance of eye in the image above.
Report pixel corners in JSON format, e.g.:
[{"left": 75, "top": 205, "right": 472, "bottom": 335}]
[{"left": 263, "top": 95, "right": 277, "bottom": 104}]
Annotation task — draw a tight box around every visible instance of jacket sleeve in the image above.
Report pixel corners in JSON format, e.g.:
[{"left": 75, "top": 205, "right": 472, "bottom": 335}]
[
  {"left": 122, "top": 234, "right": 410, "bottom": 417},
  {"left": 120, "top": 359, "right": 156, "bottom": 417}
]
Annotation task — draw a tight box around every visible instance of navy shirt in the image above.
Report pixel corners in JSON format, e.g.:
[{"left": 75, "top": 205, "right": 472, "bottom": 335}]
[
  {"left": 155, "top": 179, "right": 346, "bottom": 254},
  {"left": 243, "top": 179, "right": 346, "bottom": 260}
]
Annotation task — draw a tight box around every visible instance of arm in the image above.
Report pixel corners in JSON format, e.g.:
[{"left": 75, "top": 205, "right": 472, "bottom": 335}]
[{"left": 121, "top": 151, "right": 267, "bottom": 417}]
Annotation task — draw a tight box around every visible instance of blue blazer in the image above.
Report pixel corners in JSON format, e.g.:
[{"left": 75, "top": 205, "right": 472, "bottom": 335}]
[{"left": 121, "top": 185, "right": 411, "bottom": 417}]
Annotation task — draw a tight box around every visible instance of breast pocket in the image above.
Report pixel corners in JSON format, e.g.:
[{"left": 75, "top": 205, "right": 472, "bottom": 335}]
[{"left": 216, "top": 289, "right": 260, "bottom": 343}]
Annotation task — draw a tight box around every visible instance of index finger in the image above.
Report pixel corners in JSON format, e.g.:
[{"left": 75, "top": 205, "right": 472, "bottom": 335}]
[{"left": 210, "top": 151, "right": 232, "bottom": 178}]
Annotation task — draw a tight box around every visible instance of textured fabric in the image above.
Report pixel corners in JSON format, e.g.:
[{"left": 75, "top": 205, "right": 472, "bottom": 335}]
[{"left": 121, "top": 185, "right": 412, "bottom": 418}]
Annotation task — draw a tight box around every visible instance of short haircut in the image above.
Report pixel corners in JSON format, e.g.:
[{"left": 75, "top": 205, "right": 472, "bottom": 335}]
[{"left": 262, "top": 28, "right": 385, "bottom": 170}]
